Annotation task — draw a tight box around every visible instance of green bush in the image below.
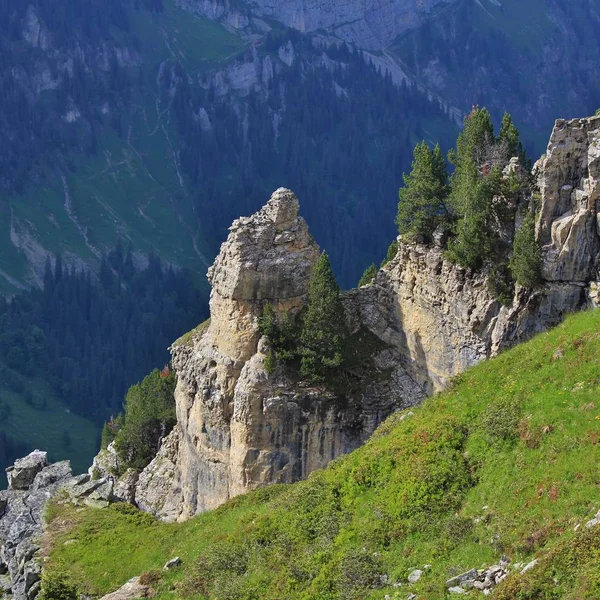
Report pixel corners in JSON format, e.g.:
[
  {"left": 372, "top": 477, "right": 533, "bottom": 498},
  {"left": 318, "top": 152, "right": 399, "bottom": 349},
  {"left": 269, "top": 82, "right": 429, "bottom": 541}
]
[
  {"left": 358, "top": 264, "right": 378, "bottom": 287},
  {"left": 38, "top": 571, "right": 78, "bottom": 600},
  {"left": 380, "top": 240, "right": 399, "bottom": 267},
  {"left": 113, "top": 369, "right": 176, "bottom": 471},
  {"left": 510, "top": 210, "right": 542, "bottom": 288},
  {"left": 479, "top": 397, "right": 521, "bottom": 445}
]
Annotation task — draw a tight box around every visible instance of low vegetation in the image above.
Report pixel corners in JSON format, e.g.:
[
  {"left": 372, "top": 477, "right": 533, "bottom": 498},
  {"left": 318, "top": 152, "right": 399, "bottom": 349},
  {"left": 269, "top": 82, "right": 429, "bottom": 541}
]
[{"left": 43, "top": 309, "right": 600, "bottom": 599}]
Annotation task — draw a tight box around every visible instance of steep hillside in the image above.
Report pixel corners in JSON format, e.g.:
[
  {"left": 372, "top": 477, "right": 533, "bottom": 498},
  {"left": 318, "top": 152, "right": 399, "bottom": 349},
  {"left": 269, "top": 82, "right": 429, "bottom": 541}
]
[
  {"left": 6, "top": 0, "right": 599, "bottom": 294},
  {"left": 0, "top": 0, "right": 458, "bottom": 294},
  {"left": 390, "top": 0, "right": 600, "bottom": 150},
  {"left": 43, "top": 308, "right": 600, "bottom": 599}
]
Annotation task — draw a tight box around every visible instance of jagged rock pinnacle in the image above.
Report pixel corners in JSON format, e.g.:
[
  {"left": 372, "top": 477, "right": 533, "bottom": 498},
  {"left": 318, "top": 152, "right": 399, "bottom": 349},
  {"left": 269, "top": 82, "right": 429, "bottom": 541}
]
[
  {"left": 262, "top": 187, "right": 300, "bottom": 230},
  {"left": 208, "top": 188, "right": 319, "bottom": 304}
]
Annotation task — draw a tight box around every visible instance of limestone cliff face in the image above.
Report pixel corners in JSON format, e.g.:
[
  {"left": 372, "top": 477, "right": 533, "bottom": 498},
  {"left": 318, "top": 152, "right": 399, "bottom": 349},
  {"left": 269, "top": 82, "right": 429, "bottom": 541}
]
[
  {"left": 350, "top": 116, "right": 600, "bottom": 393},
  {"left": 135, "top": 189, "right": 423, "bottom": 521}
]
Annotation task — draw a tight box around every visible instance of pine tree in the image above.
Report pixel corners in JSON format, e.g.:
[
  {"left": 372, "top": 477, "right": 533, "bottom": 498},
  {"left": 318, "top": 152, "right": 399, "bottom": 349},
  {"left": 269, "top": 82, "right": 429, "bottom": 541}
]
[
  {"left": 113, "top": 369, "right": 177, "bottom": 471},
  {"left": 300, "top": 252, "right": 348, "bottom": 383},
  {"left": 358, "top": 264, "right": 378, "bottom": 287},
  {"left": 396, "top": 141, "right": 449, "bottom": 242},
  {"left": 510, "top": 210, "right": 541, "bottom": 288},
  {"left": 498, "top": 112, "right": 521, "bottom": 158}
]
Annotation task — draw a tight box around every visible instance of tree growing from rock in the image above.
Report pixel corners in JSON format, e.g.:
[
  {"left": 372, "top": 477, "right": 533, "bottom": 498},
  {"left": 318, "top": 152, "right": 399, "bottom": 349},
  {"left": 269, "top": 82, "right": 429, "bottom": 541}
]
[
  {"left": 113, "top": 369, "right": 177, "bottom": 471},
  {"left": 358, "top": 264, "right": 378, "bottom": 287},
  {"left": 510, "top": 210, "right": 542, "bottom": 288},
  {"left": 396, "top": 141, "right": 449, "bottom": 242},
  {"left": 300, "top": 252, "right": 348, "bottom": 383}
]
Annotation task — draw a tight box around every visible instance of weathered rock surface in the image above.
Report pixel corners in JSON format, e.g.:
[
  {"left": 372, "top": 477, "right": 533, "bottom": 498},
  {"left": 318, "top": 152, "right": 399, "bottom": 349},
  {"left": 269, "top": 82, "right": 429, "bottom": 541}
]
[
  {"left": 98, "top": 576, "right": 153, "bottom": 600},
  {"left": 135, "top": 188, "right": 423, "bottom": 521},
  {"left": 6, "top": 451, "right": 48, "bottom": 491},
  {"left": 0, "top": 453, "right": 94, "bottom": 600},
  {"left": 349, "top": 116, "right": 600, "bottom": 393}
]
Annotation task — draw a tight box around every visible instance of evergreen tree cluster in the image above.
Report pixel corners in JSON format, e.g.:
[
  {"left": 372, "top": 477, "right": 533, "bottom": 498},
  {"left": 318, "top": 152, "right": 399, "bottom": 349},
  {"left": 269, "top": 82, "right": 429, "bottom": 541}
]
[
  {"left": 396, "top": 108, "right": 540, "bottom": 301},
  {"left": 259, "top": 252, "right": 349, "bottom": 385},
  {"left": 0, "top": 245, "right": 205, "bottom": 423},
  {"left": 105, "top": 368, "right": 176, "bottom": 472}
]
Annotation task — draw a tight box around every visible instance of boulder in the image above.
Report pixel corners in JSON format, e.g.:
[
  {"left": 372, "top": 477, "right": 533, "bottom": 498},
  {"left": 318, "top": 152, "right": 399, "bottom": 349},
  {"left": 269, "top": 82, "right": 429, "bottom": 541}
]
[
  {"left": 163, "top": 557, "right": 182, "bottom": 571},
  {"left": 98, "top": 576, "right": 152, "bottom": 600},
  {"left": 113, "top": 469, "right": 139, "bottom": 504},
  {"left": 407, "top": 569, "right": 423, "bottom": 584},
  {"left": 6, "top": 452, "right": 48, "bottom": 491}
]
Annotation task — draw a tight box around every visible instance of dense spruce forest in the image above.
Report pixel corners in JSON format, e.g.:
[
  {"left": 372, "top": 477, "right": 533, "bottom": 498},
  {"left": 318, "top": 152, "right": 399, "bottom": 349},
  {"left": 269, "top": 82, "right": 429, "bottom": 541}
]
[{"left": 0, "top": 246, "right": 205, "bottom": 469}]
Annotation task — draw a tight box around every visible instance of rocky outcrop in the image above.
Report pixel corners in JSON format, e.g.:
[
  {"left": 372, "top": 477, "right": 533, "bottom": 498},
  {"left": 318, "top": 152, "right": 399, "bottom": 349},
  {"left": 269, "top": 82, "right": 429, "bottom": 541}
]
[
  {"left": 135, "top": 188, "right": 423, "bottom": 521},
  {"left": 133, "top": 117, "right": 600, "bottom": 523},
  {"left": 0, "top": 452, "right": 101, "bottom": 600}
]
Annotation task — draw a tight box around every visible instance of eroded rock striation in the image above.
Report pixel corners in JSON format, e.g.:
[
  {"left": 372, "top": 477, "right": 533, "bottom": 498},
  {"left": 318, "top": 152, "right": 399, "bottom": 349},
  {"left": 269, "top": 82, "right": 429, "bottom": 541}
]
[
  {"left": 177, "top": 0, "right": 455, "bottom": 50},
  {"left": 135, "top": 188, "right": 424, "bottom": 521}
]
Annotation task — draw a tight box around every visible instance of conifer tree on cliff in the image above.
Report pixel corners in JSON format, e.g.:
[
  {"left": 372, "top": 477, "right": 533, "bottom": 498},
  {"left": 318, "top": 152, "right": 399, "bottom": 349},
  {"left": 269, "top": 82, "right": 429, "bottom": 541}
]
[
  {"left": 396, "top": 141, "right": 449, "bottom": 242},
  {"left": 300, "top": 252, "right": 348, "bottom": 383}
]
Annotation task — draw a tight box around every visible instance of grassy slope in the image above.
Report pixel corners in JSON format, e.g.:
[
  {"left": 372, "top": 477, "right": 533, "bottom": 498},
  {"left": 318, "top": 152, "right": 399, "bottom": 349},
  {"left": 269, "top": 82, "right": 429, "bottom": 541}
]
[
  {"left": 45, "top": 309, "right": 600, "bottom": 599},
  {"left": 0, "top": 0, "right": 244, "bottom": 296}
]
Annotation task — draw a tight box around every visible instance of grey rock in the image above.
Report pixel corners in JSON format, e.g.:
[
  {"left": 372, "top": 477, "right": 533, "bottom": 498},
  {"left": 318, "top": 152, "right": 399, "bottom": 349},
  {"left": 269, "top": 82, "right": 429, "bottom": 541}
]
[
  {"left": 31, "top": 461, "right": 72, "bottom": 490},
  {"left": 6, "top": 452, "right": 48, "bottom": 491},
  {"left": 0, "top": 455, "right": 74, "bottom": 599},
  {"left": 89, "top": 443, "right": 121, "bottom": 481},
  {"left": 407, "top": 569, "right": 423, "bottom": 583},
  {"left": 98, "top": 576, "right": 151, "bottom": 600},
  {"left": 113, "top": 469, "right": 139, "bottom": 504},
  {"left": 521, "top": 559, "right": 539, "bottom": 574},
  {"left": 586, "top": 509, "right": 600, "bottom": 528},
  {"left": 84, "top": 480, "right": 114, "bottom": 509},
  {"left": 180, "top": 0, "right": 454, "bottom": 51},
  {"left": 446, "top": 569, "right": 478, "bottom": 587},
  {"left": 448, "top": 586, "right": 465, "bottom": 595}
]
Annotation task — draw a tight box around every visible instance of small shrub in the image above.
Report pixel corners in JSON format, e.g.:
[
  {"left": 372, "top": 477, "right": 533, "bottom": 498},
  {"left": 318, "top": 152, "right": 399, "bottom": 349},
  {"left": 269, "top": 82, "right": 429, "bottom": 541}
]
[
  {"left": 358, "top": 264, "right": 378, "bottom": 287},
  {"left": 263, "top": 350, "right": 276, "bottom": 375},
  {"left": 337, "top": 548, "right": 383, "bottom": 599},
  {"left": 479, "top": 398, "right": 521, "bottom": 445},
  {"left": 139, "top": 570, "right": 162, "bottom": 586},
  {"left": 381, "top": 240, "right": 399, "bottom": 267},
  {"left": 38, "top": 571, "right": 78, "bottom": 600}
]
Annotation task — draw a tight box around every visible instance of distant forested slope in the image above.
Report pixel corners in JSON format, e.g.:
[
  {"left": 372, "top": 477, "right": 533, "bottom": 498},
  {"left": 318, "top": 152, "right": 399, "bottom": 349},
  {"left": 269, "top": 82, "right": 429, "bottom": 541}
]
[{"left": 0, "top": 0, "right": 458, "bottom": 294}]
